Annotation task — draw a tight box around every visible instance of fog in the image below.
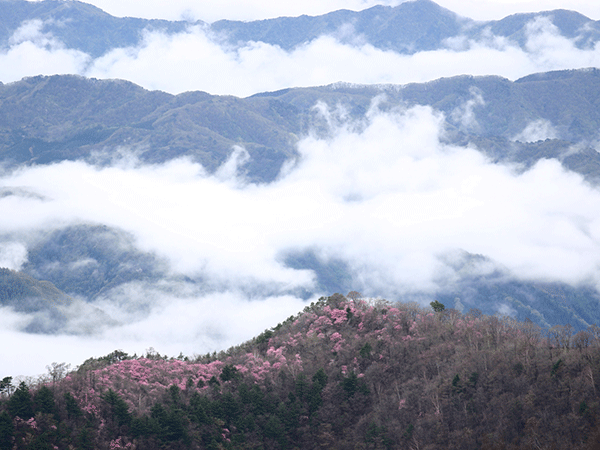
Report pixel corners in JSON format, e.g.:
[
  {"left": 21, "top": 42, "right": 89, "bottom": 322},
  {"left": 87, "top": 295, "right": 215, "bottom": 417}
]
[{"left": 2, "top": 102, "right": 600, "bottom": 376}]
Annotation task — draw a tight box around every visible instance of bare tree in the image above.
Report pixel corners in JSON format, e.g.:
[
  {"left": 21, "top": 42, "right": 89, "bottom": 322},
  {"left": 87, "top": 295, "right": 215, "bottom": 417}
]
[{"left": 46, "top": 362, "right": 71, "bottom": 384}]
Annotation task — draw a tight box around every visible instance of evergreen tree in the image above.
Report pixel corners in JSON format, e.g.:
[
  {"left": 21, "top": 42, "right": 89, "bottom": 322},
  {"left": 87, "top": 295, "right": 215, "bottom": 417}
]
[
  {"left": 7, "top": 382, "right": 33, "bottom": 419},
  {"left": 33, "top": 385, "right": 55, "bottom": 416},
  {"left": 0, "top": 411, "right": 13, "bottom": 450},
  {"left": 64, "top": 392, "right": 82, "bottom": 421},
  {"left": 430, "top": 300, "right": 445, "bottom": 312},
  {"left": 102, "top": 389, "right": 132, "bottom": 428}
]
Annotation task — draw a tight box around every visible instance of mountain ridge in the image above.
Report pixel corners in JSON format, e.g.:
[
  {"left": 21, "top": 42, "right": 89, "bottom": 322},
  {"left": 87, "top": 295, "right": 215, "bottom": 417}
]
[
  {"left": 2, "top": 0, "right": 600, "bottom": 59},
  {"left": 2, "top": 70, "right": 600, "bottom": 182},
  {"left": 0, "top": 266, "right": 112, "bottom": 334}
]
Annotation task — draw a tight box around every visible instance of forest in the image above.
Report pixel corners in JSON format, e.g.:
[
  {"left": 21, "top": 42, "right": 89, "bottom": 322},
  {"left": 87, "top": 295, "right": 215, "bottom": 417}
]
[{"left": 1, "top": 293, "right": 599, "bottom": 449}]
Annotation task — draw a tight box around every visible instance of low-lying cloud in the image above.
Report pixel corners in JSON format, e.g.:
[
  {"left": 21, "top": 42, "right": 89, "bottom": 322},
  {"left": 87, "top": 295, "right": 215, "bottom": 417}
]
[
  {"left": 77, "top": 18, "right": 600, "bottom": 96},
  {"left": 2, "top": 15, "right": 600, "bottom": 96},
  {"left": 2, "top": 102, "right": 600, "bottom": 375},
  {"left": 513, "top": 119, "right": 559, "bottom": 142},
  {"left": 4, "top": 1, "right": 600, "bottom": 376},
  {"left": 0, "top": 20, "right": 90, "bottom": 83}
]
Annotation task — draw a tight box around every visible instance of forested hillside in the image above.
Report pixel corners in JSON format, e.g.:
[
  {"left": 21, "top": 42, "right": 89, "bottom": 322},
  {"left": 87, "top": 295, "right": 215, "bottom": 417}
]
[
  {"left": 1, "top": 294, "right": 599, "bottom": 449},
  {"left": 3, "top": 70, "right": 600, "bottom": 183}
]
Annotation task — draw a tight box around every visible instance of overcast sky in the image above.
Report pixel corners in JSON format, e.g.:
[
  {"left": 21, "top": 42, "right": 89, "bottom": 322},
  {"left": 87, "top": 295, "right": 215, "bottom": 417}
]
[{"left": 2, "top": 0, "right": 600, "bottom": 378}]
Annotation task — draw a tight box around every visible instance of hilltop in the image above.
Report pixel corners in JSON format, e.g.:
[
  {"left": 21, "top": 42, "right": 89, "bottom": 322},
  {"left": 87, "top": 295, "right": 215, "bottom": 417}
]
[{"left": 1, "top": 293, "right": 599, "bottom": 449}]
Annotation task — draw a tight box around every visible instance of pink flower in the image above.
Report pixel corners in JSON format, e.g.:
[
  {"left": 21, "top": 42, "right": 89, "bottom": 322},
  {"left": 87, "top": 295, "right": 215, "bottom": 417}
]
[
  {"left": 330, "top": 332, "right": 343, "bottom": 342},
  {"left": 333, "top": 340, "right": 345, "bottom": 352},
  {"left": 330, "top": 309, "right": 348, "bottom": 324}
]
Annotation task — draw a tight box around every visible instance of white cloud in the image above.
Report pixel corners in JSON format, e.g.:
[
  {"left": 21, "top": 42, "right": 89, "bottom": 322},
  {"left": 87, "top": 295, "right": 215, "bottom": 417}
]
[
  {"left": 513, "top": 119, "right": 558, "bottom": 142},
  {"left": 2, "top": 103, "right": 600, "bottom": 377},
  {"left": 524, "top": 17, "right": 600, "bottom": 72},
  {"left": 3, "top": 103, "right": 600, "bottom": 292},
  {"left": 0, "top": 20, "right": 90, "bottom": 82},
  {"left": 0, "top": 290, "right": 309, "bottom": 378},
  {"left": 2, "top": 10, "right": 600, "bottom": 96},
  {"left": 451, "top": 87, "right": 485, "bottom": 133},
  {"left": 77, "top": 20, "right": 600, "bottom": 97},
  {"left": 0, "top": 242, "right": 28, "bottom": 270}
]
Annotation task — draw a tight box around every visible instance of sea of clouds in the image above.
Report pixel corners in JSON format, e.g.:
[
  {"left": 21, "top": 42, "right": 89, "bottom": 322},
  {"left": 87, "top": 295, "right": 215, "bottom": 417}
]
[
  {"left": 2, "top": 0, "right": 600, "bottom": 377},
  {"left": 1, "top": 14, "right": 600, "bottom": 97},
  {"left": 2, "top": 100, "right": 600, "bottom": 376}
]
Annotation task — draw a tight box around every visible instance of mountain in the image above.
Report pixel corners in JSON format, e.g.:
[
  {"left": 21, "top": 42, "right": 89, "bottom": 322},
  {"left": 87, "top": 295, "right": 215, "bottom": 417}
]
[
  {"left": 0, "top": 0, "right": 194, "bottom": 58},
  {"left": 21, "top": 224, "right": 169, "bottom": 300},
  {"left": 2, "top": 0, "right": 600, "bottom": 57},
  {"left": 3, "top": 71, "right": 600, "bottom": 333},
  {"left": 0, "top": 74, "right": 296, "bottom": 182},
  {"left": 211, "top": 0, "right": 468, "bottom": 53},
  {"left": 0, "top": 266, "right": 71, "bottom": 309},
  {"left": 1, "top": 294, "right": 599, "bottom": 448},
  {"left": 0, "top": 267, "right": 111, "bottom": 333},
  {"left": 2, "top": 69, "right": 600, "bottom": 183}
]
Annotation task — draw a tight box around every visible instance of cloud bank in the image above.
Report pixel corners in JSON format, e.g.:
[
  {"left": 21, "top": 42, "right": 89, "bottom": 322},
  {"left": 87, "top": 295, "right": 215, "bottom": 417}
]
[
  {"left": 2, "top": 14, "right": 600, "bottom": 96},
  {"left": 2, "top": 102, "right": 600, "bottom": 375}
]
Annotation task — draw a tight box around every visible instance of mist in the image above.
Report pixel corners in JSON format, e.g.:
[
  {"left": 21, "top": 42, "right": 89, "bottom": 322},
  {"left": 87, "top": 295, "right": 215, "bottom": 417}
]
[{"left": 2, "top": 102, "right": 600, "bottom": 375}]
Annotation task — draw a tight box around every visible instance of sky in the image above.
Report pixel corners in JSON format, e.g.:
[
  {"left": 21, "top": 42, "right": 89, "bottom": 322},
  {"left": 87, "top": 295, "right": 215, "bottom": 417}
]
[{"left": 2, "top": 0, "right": 600, "bottom": 378}]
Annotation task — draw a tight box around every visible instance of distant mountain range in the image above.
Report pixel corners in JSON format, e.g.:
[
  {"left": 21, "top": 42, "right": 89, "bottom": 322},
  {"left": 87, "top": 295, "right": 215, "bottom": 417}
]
[
  {"left": 2, "top": 0, "right": 600, "bottom": 57},
  {"left": 1, "top": 69, "right": 600, "bottom": 183},
  {"left": 0, "top": 267, "right": 111, "bottom": 333}
]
